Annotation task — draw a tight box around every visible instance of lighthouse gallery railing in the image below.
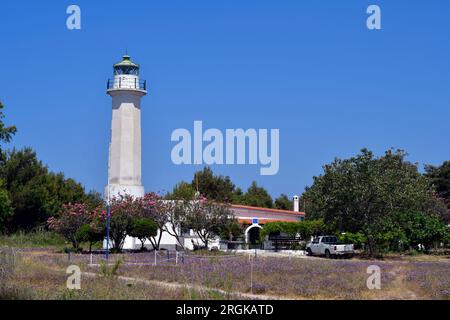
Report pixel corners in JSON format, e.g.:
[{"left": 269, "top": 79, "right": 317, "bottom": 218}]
[{"left": 107, "top": 78, "right": 147, "bottom": 91}]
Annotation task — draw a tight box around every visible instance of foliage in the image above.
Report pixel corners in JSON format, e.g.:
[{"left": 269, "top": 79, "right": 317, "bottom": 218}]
[
  {"left": 128, "top": 218, "right": 158, "bottom": 250},
  {"left": 99, "top": 258, "right": 123, "bottom": 277},
  {"left": 192, "top": 167, "right": 237, "bottom": 203},
  {"left": 83, "top": 190, "right": 104, "bottom": 211},
  {"left": 303, "top": 148, "right": 448, "bottom": 256},
  {"left": 47, "top": 203, "right": 92, "bottom": 250},
  {"left": 259, "top": 220, "right": 327, "bottom": 241},
  {"left": 240, "top": 181, "right": 273, "bottom": 208},
  {"left": 338, "top": 232, "right": 367, "bottom": 249},
  {"left": 218, "top": 218, "right": 244, "bottom": 241},
  {"left": 0, "top": 182, "right": 13, "bottom": 233},
  {"left": 165, "top": 181, "right": 196, "bottom": 200},
  {"left": 394, "top": 211, "right": 448, "bottom": 251},
  {"left": 0, "top": 148, "right": 87, "bottom": 231},
  {"left": 139, "top": 192, "right": 169, "bottom": 250},
  {"left": 0, "top": 229, "right": 66, "bottom": 248},
  {"left": 0, "top": 102, "right": 17, "bottom": 151},
  {"left": 274, "top": 194, "right": 293, "bottom": 210},
  {"left": 75, "top": 222, "right": 105, "bottom": 253},
  {"left": 108, "top": 195, "right": 141, "bottom": 252},
  {"left": 425, "top": 161, "right": 450, "bottom": 219},
  {"left": 184, "top": 197, "right": 237, "bottom": 247},
  {"left": 167, "top": 167, "right": 276, "bottom": 209}
]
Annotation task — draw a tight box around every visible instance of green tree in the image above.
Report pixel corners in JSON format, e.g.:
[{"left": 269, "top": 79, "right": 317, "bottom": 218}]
[
  {"left": 75, "top": 223, "right": 105, "bottom": 253},
  {"left": 0, "top": 183, "right": 13, "bottom": 233},
  {"left": 0, "top": 102, "right": 17, "bottom": 154},
  {"left": 140, "top": 192, "right": 168, "bottom": 250},
  {"left": 232, "top": 187, "right": 244, "bottom": 204},
  {"left": 185, "top": 199, "right": 236, "bottom": 248},
  {"left": 165, "top": 181, "right": 196, "bottom": 200},
  {"left": 396, "top": 211, "right": 448, "bottom": 251},
  {"left": 218, "top": 218, "right": 244, "bottom": 241},
  {"left": 108, "top": 195, "right": 141, "bottom": 252},
  {"left": 303, "top": 149, "right": 445, "bottom": 256},
  {"left": 0, "top": 148, "right": 86, "bottom": 231},
  {"left": 259, "top": 220, "right": 326, "bottom": 241},
  {"left": 425, "top": 161, "right": 450, "bottom": 212},
  {"left": 84, "top": 190, "right": 104, "bottom": 211},
  {"left": 274, "top": 194, "right": 293, "bottom": 210},
  {"left": 129, "top": 218, "right": 158, "bottom": 251},
  {"left": 241, "top": 181, "right": 273, "bottom": 208},
  {"left": 0, "top": 102, "right": 16, "bottom": 233},
  {"left": 192, "top": 167, "right": 236, "bottom": 202}
]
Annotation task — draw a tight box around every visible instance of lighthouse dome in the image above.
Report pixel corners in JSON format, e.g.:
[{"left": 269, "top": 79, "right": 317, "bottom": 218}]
[{"left": 113, "top": 55, "right": 139, "bottom": 75}]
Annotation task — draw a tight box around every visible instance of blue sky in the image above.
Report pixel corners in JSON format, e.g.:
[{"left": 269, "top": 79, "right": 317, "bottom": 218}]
[{"left": 1, "top": 0, "right": 449, "bottom": 199}]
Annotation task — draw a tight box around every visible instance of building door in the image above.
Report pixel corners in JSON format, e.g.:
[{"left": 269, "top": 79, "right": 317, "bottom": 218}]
[{"left": 248, "top": 226, "right": 261, "bottom": 245}]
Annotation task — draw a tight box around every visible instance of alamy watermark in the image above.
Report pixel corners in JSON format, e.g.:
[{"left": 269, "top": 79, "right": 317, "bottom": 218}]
[
  {"left": 367, "top": 5, "right": 382, "bottom": 30},
  {"left": 66, "top": 5, "right": 81, "bottom": 30},
  {"left": 171, "top": 121, "right": 279, "bottom": 176},
  {"left": 66, "top": 265, "right": 81, "bottom": 290},
  {"left": 366, "top": 265, "right": 381, "bottom": 290}
]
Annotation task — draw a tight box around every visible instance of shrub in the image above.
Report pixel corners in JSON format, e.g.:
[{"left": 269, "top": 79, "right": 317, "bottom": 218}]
[
  {"left": 259, "top": 220, "right": 327, "bottom": 242},
  {"left": 128, "top": 218, "right": 158, "bottom": 251},
  {"left": 47, "top": 203, "right": 90, "bottom": 251},
  {"left": 75, "top": 223, "right": 105, "bottom": 253},
  {"left": 108, "top": 195, "right": 141, "bottom": 252},
  {"left": 339, "top": 232, "right": 367, "bottom": 249},
  {"left": 100, "top": 258, "right": 123, "bottom": 277}
]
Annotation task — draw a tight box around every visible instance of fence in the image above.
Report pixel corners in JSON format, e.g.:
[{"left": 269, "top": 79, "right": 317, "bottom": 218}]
[{"left": 66, "top": 250, "right": 185, "bottom": 267}]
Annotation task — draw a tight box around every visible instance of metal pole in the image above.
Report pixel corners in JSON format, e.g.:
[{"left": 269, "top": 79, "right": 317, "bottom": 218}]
[
  {"left": 106, "top": 204, "right": 110, "bottom": 261},
  {"left": 250, "top": 255, "right": 253, "bottom": 295}
]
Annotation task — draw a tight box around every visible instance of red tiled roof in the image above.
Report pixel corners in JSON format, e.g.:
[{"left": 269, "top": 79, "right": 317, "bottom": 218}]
[
  {"left": 230, "top": 204, "right": 305, "bottom": 216},
  {"left": 238, "top": 218, "right": 300, "bottom": 224}
]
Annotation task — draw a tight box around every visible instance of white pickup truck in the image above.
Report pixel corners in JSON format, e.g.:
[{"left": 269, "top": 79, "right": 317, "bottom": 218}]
[{"left": 306, "top": 236, "right": 354, "bottom": 258}]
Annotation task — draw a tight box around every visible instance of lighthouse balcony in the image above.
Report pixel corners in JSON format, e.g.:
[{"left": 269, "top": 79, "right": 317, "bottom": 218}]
[{"left": 107, "top": 78, "right": 147, "bottom": 91}]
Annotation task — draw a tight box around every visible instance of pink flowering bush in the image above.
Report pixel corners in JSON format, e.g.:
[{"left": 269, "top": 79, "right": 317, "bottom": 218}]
[{"left": 47, "top": 203, "right": 91, "bottom": 250}]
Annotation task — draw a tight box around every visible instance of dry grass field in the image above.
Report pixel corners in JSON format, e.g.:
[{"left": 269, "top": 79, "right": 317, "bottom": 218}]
[{"left": 1, "top": 247, "right": 448, "bottom": 300}]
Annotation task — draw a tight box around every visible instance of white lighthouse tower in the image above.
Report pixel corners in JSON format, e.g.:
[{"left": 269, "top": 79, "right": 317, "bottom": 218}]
[{"left": 105, "top": 55, "right": 147, "bottom": 200}]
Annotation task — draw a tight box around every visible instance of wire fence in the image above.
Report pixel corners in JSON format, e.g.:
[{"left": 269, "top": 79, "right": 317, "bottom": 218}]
[
  {"left": 64, "top": 250, "right": 257, "bottom": 266},
  {"left": 71, "top": 250, "right": 259, "bottom": 294}
]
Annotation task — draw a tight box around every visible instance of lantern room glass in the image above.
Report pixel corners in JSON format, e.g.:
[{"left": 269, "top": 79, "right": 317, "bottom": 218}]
[{"left": 114, "top": 66, "right": 139, "bottom": 76}]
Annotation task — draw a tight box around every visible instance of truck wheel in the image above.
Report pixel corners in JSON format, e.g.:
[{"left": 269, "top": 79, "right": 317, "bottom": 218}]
[
  {"left": 306, "top": 248, "right": 312, "bottom": 256},
  {"left": 325, "top": 249, "right": 331, "bottom": 259}
]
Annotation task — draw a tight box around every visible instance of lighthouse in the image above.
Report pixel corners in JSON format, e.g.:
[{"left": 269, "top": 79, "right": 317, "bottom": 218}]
[{"left": 105, "top": 55, "right": 147, "bottom": 200}]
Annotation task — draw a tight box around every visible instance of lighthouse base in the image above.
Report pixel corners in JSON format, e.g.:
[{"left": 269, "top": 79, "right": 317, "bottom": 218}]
[{"left": 104, "top": 184, "right": 144, "bottom": 200}]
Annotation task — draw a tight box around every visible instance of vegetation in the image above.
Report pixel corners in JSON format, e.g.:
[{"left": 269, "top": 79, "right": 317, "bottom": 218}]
[
  {"left": 425, "top": 161, "right": 450, "bottom": 221},
  {"left": 0, "top": 229, "right": 66, "bottom": 249},
  {"left": 303, "top": 149, "right": 449, "bottom": 256},
  {"left": 1, "top": 249, "right": 233, "bottom": 300},
  {"left": 183, "top": 198, "right": 238, "bottom": 248},
  {"left": 47, "top": 203, "right": 92, "bottom": 251},
  {"left": 166, "top": 166, "right": 291, "bottom": 210},
  {"left": 0, "top": 102, "right": 103, "bottom": 234},
  {"left": 128, "top": 218, "right": 158, "bottom": 251},
  {"left": 75, "top": 223, "right": 105, "bottom": 253},
  {"left": 259, "top": 220, "right": 327, "bottom": 241},
  {"left": 0, "top": 102, "right": 448, "bottom": 259}
]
